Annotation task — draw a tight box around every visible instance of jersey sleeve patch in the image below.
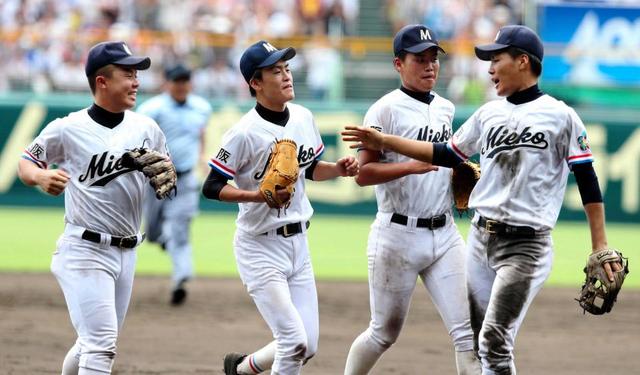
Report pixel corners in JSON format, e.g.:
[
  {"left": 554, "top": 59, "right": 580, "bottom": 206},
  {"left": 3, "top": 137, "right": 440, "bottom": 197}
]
[{"left": 22, "top": 148, "right": 48, "bottom": 169}]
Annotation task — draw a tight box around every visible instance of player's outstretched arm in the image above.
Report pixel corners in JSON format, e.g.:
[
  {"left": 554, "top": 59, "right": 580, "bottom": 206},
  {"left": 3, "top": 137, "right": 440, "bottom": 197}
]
[
  {"left": 341, "top": 126, "right": 435, "bottom": 163},
  {"left": 18, "top": 158, "right": 70, "bottom": 196},
  {"left": 311, "top": 156, "right": 359, "bottom": 181},
  {"left": 355, "top": 149, "right": 438, "bottom": 186}
]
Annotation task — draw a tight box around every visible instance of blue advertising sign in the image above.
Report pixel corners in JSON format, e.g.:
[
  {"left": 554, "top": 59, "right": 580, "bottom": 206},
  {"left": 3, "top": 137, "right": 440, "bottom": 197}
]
[{"left": 538, "top": 3, "right": 640, "bottom": 86}]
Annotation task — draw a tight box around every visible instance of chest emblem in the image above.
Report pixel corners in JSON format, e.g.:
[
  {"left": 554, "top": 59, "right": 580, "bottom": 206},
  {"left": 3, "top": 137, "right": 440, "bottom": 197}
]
[
  {"left": 417, "top": 123, "right": 451, "bottom": 142},
  {"left": 79, "top": 151, "right": 135, "bottom": 187},
  {"left": 481, "top": 125, "right": 549, "bottom": 158}
]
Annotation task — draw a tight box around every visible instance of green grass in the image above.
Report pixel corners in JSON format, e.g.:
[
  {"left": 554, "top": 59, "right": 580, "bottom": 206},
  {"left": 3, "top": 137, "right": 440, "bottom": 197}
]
[{"left": 0, "top": 207, "right": 637, "bottom": 288}]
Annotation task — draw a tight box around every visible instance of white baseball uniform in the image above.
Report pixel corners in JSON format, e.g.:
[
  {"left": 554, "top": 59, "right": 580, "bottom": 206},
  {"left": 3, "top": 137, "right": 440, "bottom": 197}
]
[
  {"left": 209, "top": 103, "right": 323, "bottom": 374},
  {"left": 448, "top": 92, "right": 593, "bottom": 374},
  {"left": 344, "top": 89, "right": 475, "bottom": 374},
  {"left": 22, "top": 107, "right": 167, "bottom": 374}
]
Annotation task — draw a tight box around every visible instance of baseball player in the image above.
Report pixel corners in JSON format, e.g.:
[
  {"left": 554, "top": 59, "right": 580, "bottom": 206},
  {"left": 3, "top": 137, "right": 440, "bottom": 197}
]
[
  {"left": 202, "top": 40, "right": 358, "bottom": 375},
  {"left": 342, "top": 25, "right": 623, "bottom": 374},
  {"left": 137, "top": 63, "right": 212, "bottom": 305},
  {"left": 17, "top": 41, "right": 170, "bottom": 375},
  {"left": 343, "top": 24, "right": 479, "bottom": 375}
]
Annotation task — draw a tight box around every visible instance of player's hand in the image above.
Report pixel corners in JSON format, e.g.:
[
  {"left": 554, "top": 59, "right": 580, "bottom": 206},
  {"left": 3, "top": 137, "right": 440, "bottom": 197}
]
[
  {"left": 603, "top": 260, "right": 623, "bottom": 282},
  {"left": 336, "top": 155, "right": 359, "bottom": 177},
  {"left": 408, "top": 160, "right": 439, "bottom": 174},
  {"left": 342, "top": 126, "right": 385, "bottom": 151},
  {"left": 275, "top": 187, "right": 292, "bottom": 204},
  {"left": 257, "top": 187, "right": 291, "bottom": 206},
  {"left": 37, "top": 169, "right": 70, "bottom": 196}
]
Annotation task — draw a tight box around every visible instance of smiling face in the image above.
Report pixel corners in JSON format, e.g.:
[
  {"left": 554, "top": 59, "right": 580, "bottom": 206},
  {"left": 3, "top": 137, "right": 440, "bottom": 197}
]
[
  {"left": 251, "top": 60, "right": 294, "bottom": 111},
  {"left": 395, "top": 48, "right": 440, "bottom": 92},
  {"left": 488, "top": 51, "right": 533, "bottom": 97},
  {"left": 94, "top": 65, "right": 140, "bottom": 112}
]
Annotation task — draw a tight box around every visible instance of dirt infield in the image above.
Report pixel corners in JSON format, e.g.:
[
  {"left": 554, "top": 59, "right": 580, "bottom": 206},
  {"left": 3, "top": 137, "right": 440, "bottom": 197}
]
[{"left": 1, "top": 273, "right": 639, "bottom": 374}]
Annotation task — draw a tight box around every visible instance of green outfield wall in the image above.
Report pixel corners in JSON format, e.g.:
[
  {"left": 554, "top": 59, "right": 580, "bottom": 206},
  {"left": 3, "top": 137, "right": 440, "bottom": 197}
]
[{"left": 1, "top": 93, "right": 639, "bottom": 223}]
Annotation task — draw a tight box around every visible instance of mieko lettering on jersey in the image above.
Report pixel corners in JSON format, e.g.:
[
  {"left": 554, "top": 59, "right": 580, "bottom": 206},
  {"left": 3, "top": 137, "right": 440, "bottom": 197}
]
[
  {"left": 78, "top": 151, "right": 135, "bottom": 187},
  {"left": 481, "top": 125, "right": 549, "bottom": 158}
]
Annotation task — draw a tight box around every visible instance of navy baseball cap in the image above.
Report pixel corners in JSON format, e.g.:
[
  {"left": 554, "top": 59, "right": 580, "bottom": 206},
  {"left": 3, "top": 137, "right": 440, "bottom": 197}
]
[
  {"left": 393, "top": 24, "right": 445, "bottom": 57},
  {"left": 85, "top": 41, "right": 151, "bottom": 76},
  {"left": 239, "top": 40, "right": 296, "bottom": 83},
  {"left": 475, "top": 25, "right": 544, "bottom": 61},
  {"left": 165, "top": 64, "right": 191, "bottom": 81}
]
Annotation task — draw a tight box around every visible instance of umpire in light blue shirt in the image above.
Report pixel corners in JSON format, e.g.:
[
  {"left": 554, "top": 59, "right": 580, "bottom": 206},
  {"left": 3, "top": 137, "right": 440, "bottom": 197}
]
[{"left": 137, "top": 63, "right": 212, "bottom": 305}]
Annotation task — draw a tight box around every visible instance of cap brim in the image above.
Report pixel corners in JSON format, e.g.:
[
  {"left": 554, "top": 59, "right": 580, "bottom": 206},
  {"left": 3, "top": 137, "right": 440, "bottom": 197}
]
[
  {"left": 257, "top": 47, "right": 297, "bottom": 69},
  {"left": 113, "top": 56, "right": 151, "bottom": 70},
  {"left": 404, "top": 42, "right": 446, "bottom": 55},
  {"left": 474, "top": 43, "right": 510, "bottom": 61}
]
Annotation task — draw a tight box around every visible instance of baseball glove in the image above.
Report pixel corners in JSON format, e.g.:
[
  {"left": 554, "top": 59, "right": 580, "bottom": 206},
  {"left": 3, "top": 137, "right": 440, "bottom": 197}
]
[
  {"left": 122, "top": 148, "right": 177, "bottom": 199},
  {"left": 576, "top": 249, "right": 629, "bottom": 315},
  {"left": 451, "top": 161, "right": 481, "bottom": 215},
  {"left": 259, "top": 139, "right": 299, "bottom": 209}
]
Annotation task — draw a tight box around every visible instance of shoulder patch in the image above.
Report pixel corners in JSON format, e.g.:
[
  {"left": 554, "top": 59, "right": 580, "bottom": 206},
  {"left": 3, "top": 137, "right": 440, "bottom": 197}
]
[
  {"left": 216, "top": 148, "right": 231, "bottom": 163},
  {"left": 28, "top": 143, "right": 45, "bottom": 159},
  {"left": 577, "top": 130, "right": 590, "bottom": 151}
]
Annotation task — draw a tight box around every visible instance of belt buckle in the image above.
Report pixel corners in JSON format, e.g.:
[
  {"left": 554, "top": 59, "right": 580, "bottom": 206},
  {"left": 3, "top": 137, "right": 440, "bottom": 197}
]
[
  {"left": 485, "top": 219, "right": 498, "bottom": 234},
  {"left": 282, "top": 225, "right": 293, "bottom": 238},
  {"left": 118, "top": 235, "right": 136, "bottom": 248},
  {"left": 428, "top": 217, "right": 436, "bottom": 229}
]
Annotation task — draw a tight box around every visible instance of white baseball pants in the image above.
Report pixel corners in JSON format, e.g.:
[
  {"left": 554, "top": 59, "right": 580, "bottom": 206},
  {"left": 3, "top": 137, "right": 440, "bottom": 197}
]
[
  {"left": 51, "top": 224, "right": 138, "bottom": 374},
  {"left": 234, "top": 228, "right": 319, "bottom": 375}
]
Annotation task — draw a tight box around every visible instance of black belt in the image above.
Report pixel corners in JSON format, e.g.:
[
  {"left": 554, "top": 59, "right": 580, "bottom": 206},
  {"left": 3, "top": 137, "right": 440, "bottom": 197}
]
[
  {"left": 81, "top": 230, "right": 145, "bottom": 248},
  {"left": 264, "top": 221, "right": 310, "bottom": 238},
  {"left": 390, "top": 213, "right": 446, "bottom": 229},
  {"left": 176, "top": 169, "right": 192, "bottom": 178},
  {"left": 477, "top": 216, "right": 536, "bottom": 238}
]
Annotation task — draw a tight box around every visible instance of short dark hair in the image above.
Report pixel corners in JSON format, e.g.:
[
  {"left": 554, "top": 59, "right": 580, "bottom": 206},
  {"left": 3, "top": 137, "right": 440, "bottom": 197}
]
[
  {"left": 248, "top": 69, "right": 263, "bottom": 97},
  {"left": 87, "top": 65, "right": 116, "bottom": 94},
  {"left": 504, "top": 46, "right": 542, "bottom": 77},
  {"left": 395, "top": 51, "right": 408, "bottom": 61}
]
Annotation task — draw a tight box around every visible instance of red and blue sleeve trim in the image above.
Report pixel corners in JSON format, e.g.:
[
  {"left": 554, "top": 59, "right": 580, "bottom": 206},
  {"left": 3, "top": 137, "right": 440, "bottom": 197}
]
[
  {"left": 22, "top": 150, "right": 47, "bottom": 169},
  {"left": 315, "top": 143, "right": 324, "bottom": 159},
  {"left": 209, "top": 159, "right": 235, "bottom": 180},
  {"left": 567, "top": 153, "right": 593, "bottom": 165},
  {"left": 248, "top": 355, "right": 263, "bottom": 373},
  {"left": 447, "top": 141, "right": 468, "bottom": 161}
]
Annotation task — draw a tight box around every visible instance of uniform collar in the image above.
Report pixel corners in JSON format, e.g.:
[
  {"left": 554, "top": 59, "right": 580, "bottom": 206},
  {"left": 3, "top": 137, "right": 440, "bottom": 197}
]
[
  {"left": 400, "top": 86, "right": 434, "bottom": 105},
  {"left": 507, "top": 84, "right": 543, "bottom": 105},
  {"left": 255, "top": 102, "right": 289, "bottom": 127},
  {"left": 87, "top": 103, "right": 124, "bottom": 129}
]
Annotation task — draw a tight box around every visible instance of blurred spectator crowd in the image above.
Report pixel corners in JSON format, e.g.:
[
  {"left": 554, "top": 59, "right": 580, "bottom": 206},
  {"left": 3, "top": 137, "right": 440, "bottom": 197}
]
[
  {"left": 0, "top": 0, "right": 531, "bottom": 104},
  {"left": 0, "top": 0, "right": 359, "bottom": 98}
]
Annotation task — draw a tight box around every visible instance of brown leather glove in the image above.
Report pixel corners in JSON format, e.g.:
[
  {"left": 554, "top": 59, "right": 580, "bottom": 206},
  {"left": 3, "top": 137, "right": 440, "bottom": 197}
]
[
  {"left": 259, "top": 139, "right": 299, "bottom": 209},
  {"left": 122, "top": 148, "right": 177, "bottom": 199}
]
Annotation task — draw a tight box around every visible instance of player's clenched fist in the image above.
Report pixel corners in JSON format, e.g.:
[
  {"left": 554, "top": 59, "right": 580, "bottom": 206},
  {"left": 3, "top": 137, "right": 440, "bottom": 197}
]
[
  {"left": 336, "top": 155, "right": 359, "bottom": 176},
  {"left": 342, "top": 126, "right": 385, "bottom": 151},
  {"left": 37, "top": 169, "right": 70, "bottom": 196}
]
